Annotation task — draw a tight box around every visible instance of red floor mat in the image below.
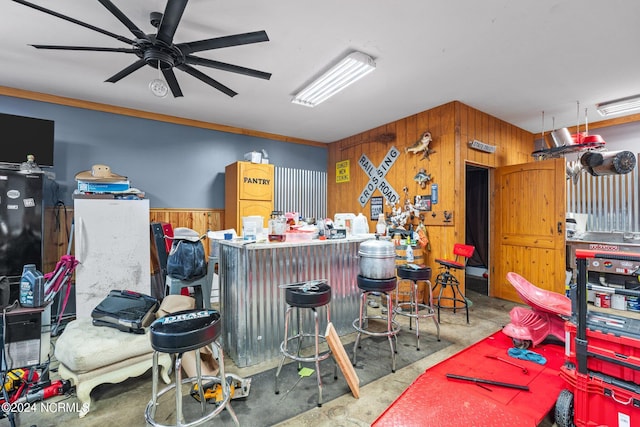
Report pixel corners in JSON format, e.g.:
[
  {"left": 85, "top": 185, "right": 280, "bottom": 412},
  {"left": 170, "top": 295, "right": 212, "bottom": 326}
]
[{"left": 373, "top": 330, "right": 566, "bottom": 427}]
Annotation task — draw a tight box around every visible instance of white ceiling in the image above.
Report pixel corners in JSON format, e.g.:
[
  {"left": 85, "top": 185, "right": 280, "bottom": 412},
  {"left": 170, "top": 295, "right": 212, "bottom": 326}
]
[{"left": 3, "top": 0, "right": 640, "bottom": 143}]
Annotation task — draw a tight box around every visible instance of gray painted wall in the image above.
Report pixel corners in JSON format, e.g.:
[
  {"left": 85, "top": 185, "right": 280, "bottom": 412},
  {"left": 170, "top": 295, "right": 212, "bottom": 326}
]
[{"left": 0, "top": 95, "right": 328, "bottom": 208}]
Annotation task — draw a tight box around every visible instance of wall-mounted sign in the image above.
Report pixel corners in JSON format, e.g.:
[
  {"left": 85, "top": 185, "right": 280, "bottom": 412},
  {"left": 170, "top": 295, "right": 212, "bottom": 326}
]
[
  {"left": 336, "top": 160, "right": 350, "bottom": 183},
  {"left": 358, "top": 146, "right": 400, "bottom": 207},
  {"left": 469, "top": 139, "right": 496, "bottom": 153},
  {"left": 370, "top": 196, "right": 383, "bottom": 219}
]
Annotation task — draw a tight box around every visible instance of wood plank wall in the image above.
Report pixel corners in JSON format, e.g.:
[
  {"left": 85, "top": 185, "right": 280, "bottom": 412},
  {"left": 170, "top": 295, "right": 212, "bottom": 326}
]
[
  {"left": 327, "top": 101, "right": 534, "bottom": 293},
  {"left": 41, "top": 101, "right": 534, "bottom": 295},
  {"left": 43, "top": 207, "right": 224, "bottom": 273}
]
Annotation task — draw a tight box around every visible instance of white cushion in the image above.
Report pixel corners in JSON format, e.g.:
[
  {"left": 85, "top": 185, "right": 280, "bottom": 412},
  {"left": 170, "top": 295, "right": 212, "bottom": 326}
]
[{"left": 54, "top": 319, "right": 153, "bottom": 373}]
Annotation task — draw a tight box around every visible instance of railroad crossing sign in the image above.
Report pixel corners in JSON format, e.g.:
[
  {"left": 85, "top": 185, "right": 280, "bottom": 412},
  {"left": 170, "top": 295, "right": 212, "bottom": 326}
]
[{"left": 358, "top": 146, "right": 400, "bottom": 207}]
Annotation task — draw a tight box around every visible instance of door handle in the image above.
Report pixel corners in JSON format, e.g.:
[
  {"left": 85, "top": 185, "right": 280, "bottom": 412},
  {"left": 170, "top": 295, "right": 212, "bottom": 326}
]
[{"left": 558, "top": 221, "right": 563, "bottom": 235}]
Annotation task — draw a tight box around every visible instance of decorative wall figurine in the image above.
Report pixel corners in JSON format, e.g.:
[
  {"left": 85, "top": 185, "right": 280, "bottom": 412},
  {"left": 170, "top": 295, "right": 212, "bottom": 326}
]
[
  {"left": 413, "top": 168, "right": 432, "bottom": 189},
  {"left": 405, "top": 131, "right": 435, "bottom": 160}
]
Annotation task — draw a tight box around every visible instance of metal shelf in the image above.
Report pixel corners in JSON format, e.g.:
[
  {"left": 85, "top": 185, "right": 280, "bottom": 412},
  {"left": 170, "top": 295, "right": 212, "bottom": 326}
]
[{"left": 532, "top": 141, "right": 605, "bottom": 160}]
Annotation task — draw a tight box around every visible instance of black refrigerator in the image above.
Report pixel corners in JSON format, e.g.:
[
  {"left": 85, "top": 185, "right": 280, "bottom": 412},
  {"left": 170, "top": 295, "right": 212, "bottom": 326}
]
[{"left": 0, "top": 170, "right": 44, "bottom": 281}]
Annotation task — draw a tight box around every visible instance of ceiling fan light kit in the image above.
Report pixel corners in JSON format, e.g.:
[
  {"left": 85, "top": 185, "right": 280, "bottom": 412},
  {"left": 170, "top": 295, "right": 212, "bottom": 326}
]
[
  {"left": 12, "top": 0, "right": 271, "bottom": 99},
  {"left": 596, "top": 94, "right": 640, "bottom": 117},
  {"left": 149, "top": 78, "right": 169, "bottom": 98},
  {"left": 291, "top": 51, "right": 376, "bottom": 108}
]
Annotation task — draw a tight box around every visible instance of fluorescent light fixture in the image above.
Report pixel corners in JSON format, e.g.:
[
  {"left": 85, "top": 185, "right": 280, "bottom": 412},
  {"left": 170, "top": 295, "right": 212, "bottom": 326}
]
[
  {"left": 292, "top": 51, "right": 376, "bottom": 107},
  {"left": 596, "top": 94, "right": 640, "bottom": 117}
]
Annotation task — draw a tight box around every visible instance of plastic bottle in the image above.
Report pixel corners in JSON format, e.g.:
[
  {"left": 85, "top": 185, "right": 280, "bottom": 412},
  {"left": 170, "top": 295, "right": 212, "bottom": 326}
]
[
  {"left": 353, "top": 213, "right": 369, "bottom": 235},
  {"left": 376, "top": 213, "right": 387, "bottom": 236},
  {"left": 406, "top": 236, "right": 414, "bottom": 263},
  {"left": 19, "top": 264, "right": 44, "bottom": 307}
]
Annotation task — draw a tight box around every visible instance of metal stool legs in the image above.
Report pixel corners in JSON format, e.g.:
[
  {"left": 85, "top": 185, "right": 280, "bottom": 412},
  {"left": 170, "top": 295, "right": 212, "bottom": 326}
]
[
  {"left": 275, "top": 304, "right": 335, "bottom": 407},
  {"left": 394, "top": 279, "right": 440, "bottom": 350},
  {"left": 352, "top": 290, "right": 399, "bottom": 372},
  {"left": 146, "top": 341, "right": 239, "bottom": 427},
  {"left": 433, "top": 270, "right": 469, "bottom": 324}
]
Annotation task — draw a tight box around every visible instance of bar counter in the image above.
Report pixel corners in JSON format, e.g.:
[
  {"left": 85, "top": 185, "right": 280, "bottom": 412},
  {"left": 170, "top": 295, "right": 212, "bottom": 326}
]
[{"left": 218, "top": 236, "right": 367, "bottom": 367}]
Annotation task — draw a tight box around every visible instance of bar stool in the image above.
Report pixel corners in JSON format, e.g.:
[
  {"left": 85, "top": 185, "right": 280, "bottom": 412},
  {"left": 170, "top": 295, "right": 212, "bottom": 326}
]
[
  {"left": 275, "top": 280, "right": 335, "bottom": 407},
  {"left": 395, "top": 265, "right": 440, "bottom": 350},
  {"left": 433, "top": 243, "right": 475, "bottom": 324},
  {"left": 352, "top": 275, "right": 400, "bottom": 372},
  {"left": 145, "top": 309, "right": 239, "bottom": 427},
  {"left": 167, "top": 274, "right": 212, "bottom": 309}
]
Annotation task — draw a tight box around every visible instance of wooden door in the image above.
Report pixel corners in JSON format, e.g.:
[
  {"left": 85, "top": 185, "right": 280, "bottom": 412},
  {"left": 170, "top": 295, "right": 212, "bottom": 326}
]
[{"left": 491, "top": 158, "right": 566, "bottom": 302}]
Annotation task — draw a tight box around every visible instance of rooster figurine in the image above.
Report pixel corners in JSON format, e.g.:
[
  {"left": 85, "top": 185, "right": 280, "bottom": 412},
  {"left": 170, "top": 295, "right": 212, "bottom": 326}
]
[{"left": 405, "top": 131, "right": 436, "bottom": 160}]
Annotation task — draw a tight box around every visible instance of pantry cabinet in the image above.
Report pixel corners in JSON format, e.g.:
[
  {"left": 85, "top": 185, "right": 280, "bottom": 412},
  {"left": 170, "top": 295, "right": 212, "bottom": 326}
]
[{"left": 224, "top": 161, "right": 274, "bottom": 233}]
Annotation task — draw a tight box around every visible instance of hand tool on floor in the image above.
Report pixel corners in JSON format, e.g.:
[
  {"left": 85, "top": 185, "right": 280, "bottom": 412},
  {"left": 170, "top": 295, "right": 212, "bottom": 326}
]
[
  {"left": 13, "top": 379, "right": 72, "bottom": 404},
  {"left": 445, "top": 373, "right": 529, "bottom": 391},
  {"left": 485, "top": 354, "right": 529, "bottom": 374},
  {"left": 190, "top": 374, "right": 252, "bottom": 404}
]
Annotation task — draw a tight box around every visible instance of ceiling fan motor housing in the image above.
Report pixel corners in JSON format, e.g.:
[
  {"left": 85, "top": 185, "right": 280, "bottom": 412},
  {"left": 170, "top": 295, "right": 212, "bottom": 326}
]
[
  {"left": 13, "top": 0, "right": 271, "bottom": 98},
  {"left": 143, "top": 46, "right": 177, "bottom": 70}
]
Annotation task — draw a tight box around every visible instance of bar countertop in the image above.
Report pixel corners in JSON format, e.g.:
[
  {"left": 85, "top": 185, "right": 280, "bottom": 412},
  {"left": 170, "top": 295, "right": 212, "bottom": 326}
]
[{"left": 218, "top": 234, "right": 374, "bottom": 249}]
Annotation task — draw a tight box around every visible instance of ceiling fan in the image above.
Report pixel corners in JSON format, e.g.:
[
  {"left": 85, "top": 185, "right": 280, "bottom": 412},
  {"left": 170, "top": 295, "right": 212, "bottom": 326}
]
[{"left": 12, "top": 0, "right": 272, "bottom": 98}]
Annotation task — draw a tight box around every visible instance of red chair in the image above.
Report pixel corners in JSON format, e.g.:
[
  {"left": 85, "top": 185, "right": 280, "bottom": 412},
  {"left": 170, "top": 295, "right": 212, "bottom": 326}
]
[{"left": 433, "top": 243, "right": 475, "bottom": 324}]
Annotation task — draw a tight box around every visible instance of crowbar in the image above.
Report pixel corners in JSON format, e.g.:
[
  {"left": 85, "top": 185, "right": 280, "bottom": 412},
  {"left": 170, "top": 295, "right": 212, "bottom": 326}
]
[
  {"left": 446, "top": 373, "right": 529, "bottom": 391},
  {"left": 485, "top": 354, "right": 529, "bottom": 374}
]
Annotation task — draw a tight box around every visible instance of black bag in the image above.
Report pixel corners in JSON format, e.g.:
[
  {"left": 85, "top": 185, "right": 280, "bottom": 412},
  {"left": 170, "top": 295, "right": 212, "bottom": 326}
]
[
  {"left": 91, "top": 290, "right": 159, "bottom": 334},
  {"left": 166, "top": 238, "right": 206, "bottom": 281}
]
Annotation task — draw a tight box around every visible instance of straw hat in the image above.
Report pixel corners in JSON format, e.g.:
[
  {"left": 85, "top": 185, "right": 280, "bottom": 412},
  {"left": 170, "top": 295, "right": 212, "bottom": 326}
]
[{"left": 75, "top": 164, "right": 127, "bottom": 182}]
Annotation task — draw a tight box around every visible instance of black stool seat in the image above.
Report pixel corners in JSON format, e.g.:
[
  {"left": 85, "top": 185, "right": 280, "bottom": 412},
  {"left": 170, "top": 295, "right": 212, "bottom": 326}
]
[
  {"left": 434, "top": 258, "right": 464, "bottom": 270},
  {"left": 397, "top": 265, "right": 432, "bottom": 281},
  {"left": 150, "top": 309, "right": 221, "bottom": 353},
  {"left": 285, "top": 281, "right": 331, "bottom": 308},
  {"left": 357, "top": 275, "right": 397, "bottom": 292},
  {"left": 276, "top": 281, "right": 335, "bottom": 407}
]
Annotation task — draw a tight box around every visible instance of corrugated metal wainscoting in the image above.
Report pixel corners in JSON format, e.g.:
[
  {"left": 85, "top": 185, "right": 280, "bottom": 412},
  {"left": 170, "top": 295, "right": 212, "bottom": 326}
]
[
  {"left": 219, "top": 239, "right": 362, "bottom": 367},
  {"left": 566, "top": 155, "right": 640, "bottom": 232}
]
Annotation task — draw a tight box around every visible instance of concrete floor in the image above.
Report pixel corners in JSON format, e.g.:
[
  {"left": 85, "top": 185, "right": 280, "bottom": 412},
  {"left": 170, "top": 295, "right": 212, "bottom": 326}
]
[{"left": 15, "top": 291, "right": 557, "bottom": 427}]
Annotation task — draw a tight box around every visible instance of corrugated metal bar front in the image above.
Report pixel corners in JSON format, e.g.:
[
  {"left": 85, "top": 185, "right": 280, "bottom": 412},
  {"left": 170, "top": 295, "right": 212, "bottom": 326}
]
[
  {"left": 274, "top": 166, "right": 327, "bottom": 220},
  {"left": 219, "top": 239, "right": 361, "bottom": 367},
  {"left": 566, "top": 157, "right": 640, "bottom": 232}
]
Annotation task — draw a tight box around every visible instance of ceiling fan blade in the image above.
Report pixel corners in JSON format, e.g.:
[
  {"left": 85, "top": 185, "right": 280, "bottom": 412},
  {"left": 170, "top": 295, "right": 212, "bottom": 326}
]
[
  {"left": 161, "top": 68, "right": 183, "bottom": 98},
  {"left": 178, "top": 30, "right": 269, "bottom": 55},
  {"left": 11, "top": 0, "right": 135, "bottom": 45},
  {"left": 185, "top": 55, "right": 271, "bottom": 80},
  {"left": 177, "top": 64, "right": 237, "bottom": 98},
  {"left": 31, "top": 44, "right": 136, "bottom": 53},
  {"left": 156, "top": 0, "right": 188, "bottom": 46},
  {"left": 105, "top": 59, "right": 147, "bottom": 83},
  {"left": 97, "top": 0, "right": 147, "bottom": 40}
]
